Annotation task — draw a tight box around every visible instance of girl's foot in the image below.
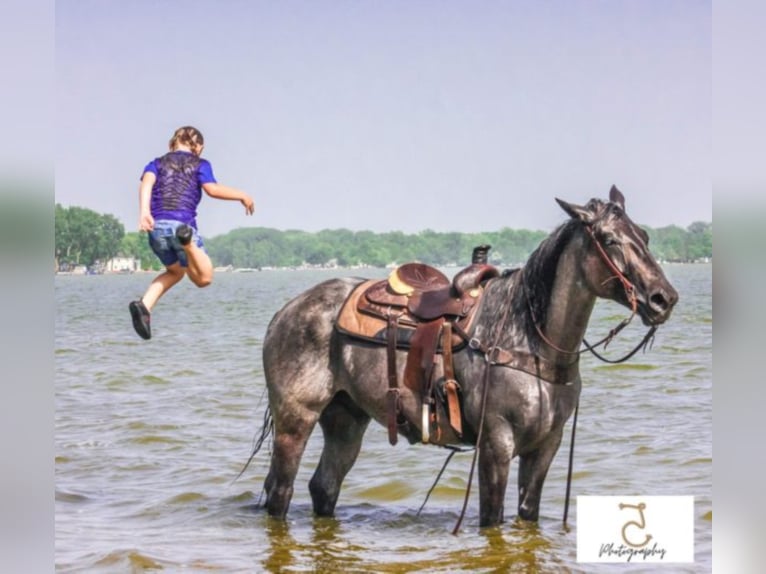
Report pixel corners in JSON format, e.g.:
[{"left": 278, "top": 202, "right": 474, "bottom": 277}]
[
  {"left": 176, "top": 224, "right": 193, "bottom": 246},
  {"left": 129, "top": 300, "right": 151, "bottom": 340}
]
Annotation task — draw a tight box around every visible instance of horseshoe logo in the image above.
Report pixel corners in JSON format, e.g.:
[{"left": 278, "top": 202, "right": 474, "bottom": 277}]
[{"left": 618, "top": 502, "right": 653, "bottom": 548}]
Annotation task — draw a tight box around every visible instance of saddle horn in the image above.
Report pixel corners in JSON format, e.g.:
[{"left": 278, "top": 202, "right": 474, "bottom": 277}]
[{"left": 471, "top": 245, "right": 491, "bottom": 264}]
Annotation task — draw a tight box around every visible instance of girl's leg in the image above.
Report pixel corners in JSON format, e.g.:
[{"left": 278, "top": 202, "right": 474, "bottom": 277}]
[
  {"left": 180, "top": 242, "right": 213, "bottom": 287},
  {"left": 141, "top": 263, "right": 186, "bottom": 311}
]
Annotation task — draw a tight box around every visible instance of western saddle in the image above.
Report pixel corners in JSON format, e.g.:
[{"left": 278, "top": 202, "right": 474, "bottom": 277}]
[{"left": 335, "top": 246, "right": 499, "bottom": 446}]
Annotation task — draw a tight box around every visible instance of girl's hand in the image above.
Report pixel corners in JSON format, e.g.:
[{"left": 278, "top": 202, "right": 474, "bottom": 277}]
[
  {"left": 241, "top": 194, "right": 255, "bottom": 215},
  {"left": 139, "top": 212, "right": 155, "bottom": 232}
]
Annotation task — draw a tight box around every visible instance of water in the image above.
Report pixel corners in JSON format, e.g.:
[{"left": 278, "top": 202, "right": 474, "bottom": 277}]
[{"left": 55, "top": 264, "right": 711, "bottom": 573}]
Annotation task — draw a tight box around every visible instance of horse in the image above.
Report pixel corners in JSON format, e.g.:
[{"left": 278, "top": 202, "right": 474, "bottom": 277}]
[{"left": 250, "top": 186, "right": 678, "bottom": 528}]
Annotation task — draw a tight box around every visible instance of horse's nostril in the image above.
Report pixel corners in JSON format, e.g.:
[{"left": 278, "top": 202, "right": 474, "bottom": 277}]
[
  {"left": 649, "top": 287, "right": 678, "bottom": 312},
  {"left": 650, "top": 292, "right": 668, "bottom": 311}
]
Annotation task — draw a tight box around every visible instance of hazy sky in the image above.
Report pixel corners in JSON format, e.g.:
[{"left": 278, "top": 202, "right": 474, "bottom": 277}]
[{"left": 55, "top": 1, "right": 711, "bottom": 238}]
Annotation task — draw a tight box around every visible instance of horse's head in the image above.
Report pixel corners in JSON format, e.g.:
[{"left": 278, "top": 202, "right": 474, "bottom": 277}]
[{"left": 555, "top": 185, "right": 679, "bottom": 326}]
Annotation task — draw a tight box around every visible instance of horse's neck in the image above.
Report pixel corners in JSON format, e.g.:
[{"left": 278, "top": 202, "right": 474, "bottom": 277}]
[
  {"left": 540, "top": 234, "right": 597, "bottom": 357},
  {"left": 475, "top": 228, "right": 597, "bottom": 360}
]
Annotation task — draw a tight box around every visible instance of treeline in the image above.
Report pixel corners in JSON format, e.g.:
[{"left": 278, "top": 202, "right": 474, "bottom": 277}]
[
  {"left": 54, "top": 204, "right": 712, "bottom": 271},
  {"left": 205, "top": 227, "right": 547, "bottom": 268},
  {"left": 203, "top": 222, "right": 712, "bottom": 269},
  {"left": 647, "top": 221, "right": 712, "bottom": 262}
]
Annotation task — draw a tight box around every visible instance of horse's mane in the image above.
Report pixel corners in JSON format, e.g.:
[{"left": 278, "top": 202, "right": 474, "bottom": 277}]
[{"left": 509, "top": 203, "right": 601, "bottom": 350}]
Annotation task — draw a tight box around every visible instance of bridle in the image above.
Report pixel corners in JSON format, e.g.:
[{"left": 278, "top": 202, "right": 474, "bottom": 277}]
[{"left": 524, "top": 222, "right": 657, "bottom": 365}]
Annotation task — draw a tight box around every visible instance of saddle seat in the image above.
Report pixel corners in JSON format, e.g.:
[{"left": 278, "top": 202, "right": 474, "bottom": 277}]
[{"left": 363, "top": 261, "right": 500, "bottom": 323}]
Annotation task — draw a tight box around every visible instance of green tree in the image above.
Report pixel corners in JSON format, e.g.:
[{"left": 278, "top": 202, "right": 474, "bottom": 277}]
[
  {"left": 54, "top": 204, "right": 71, "bottom": 269},
  {"left": 646, "top": 225, "right": 688, "bottom": 262},
  {"left": 121, "top": 231, "right": 161, "bottom": 270},
  {"left": 686, "top": 221, "right": 712, "bottom": 260},
  {"left": 96, "top": 213, "right": 125, "bottom": 262},
  {"left": 54, "top": 204, "right": 125, "bottom": 268}
]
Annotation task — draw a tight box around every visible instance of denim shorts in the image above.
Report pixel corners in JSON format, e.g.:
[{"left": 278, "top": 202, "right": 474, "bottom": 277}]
[{"left": 148, "top": 219, "right": 205, "bottom": 268}]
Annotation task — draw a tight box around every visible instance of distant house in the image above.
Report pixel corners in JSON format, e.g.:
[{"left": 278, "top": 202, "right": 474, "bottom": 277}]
[{"left": 106, "top": 256, "right": 140, "bottom": 273}]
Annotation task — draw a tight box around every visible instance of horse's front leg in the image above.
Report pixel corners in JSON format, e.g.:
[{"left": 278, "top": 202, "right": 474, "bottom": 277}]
[
  {"left": 516, "top": 429, "right": 564, "bottom": 521},
  {"left": 477, "top": 426, "right": 515, "bottom": 527}
]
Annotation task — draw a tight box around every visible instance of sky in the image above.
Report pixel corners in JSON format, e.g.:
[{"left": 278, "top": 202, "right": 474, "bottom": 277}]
[{"left": 55, "top": 0, "right": 711, "bottom": 238}]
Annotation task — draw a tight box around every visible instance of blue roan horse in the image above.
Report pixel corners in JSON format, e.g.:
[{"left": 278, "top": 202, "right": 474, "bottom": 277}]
[{"left": 250, "top": 186, "right": 678, "bottom": 528}]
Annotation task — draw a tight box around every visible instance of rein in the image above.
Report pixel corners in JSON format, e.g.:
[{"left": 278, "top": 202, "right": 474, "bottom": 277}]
[
  {"left": 452, "top": 282, "right": 515, "bottom": 535},
  {"left": 523, "top": 223, "right": 655, "bottom": 365},
  {"left": 563, "top": 400, "right": 579, "bottom": 526}
]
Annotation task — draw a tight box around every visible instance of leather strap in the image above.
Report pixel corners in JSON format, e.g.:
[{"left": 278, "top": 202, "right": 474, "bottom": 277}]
[
  {"left": 442, "top": 322, "right": 463, "bottom": 437},
  {"left": 407, "top": 318, "right": 444, "bottom": 443},
  {"left": 386, "top": 313, "right": 400, "bottom": 446},
  {"left": 452, "top": 322, "right": 579, "bottom": 384}
]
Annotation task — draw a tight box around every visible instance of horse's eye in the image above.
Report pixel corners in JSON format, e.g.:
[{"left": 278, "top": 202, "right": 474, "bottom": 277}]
[{"left": 603, "top": 237, "right": 619, "bottom": 247}]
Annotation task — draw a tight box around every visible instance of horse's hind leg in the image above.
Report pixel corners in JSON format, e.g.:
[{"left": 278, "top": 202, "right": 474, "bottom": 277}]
[
  {"left": 264, "top": 408, "right": 320, "bottom": 519},
  {"left": 309, "top": 391, "right": 371, "bottom": 516}
]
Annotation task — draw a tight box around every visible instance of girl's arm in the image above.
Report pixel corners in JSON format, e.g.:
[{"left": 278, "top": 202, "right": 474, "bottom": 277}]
[
  {"left": 138, "top": 172, "right": 156, "bottom": 231},
  {"left": 202, "top": 182, "right": 255, "bottom": 215}
]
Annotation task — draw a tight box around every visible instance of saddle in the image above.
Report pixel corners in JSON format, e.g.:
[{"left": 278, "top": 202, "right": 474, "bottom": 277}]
[{"left": 336, "top": 246, "right": 499, "bottom": 447}]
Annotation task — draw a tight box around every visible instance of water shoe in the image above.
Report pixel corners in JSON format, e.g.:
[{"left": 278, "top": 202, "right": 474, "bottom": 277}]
[
  {"left": 176, "top": 224, "right": 193, "bottom": 246},
  {"left": 129, "top": 300, "right": 151, "bottom": 340}
]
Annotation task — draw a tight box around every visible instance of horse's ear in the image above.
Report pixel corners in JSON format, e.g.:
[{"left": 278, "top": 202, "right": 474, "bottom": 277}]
[
  {"left": 609, "top": 185, "right": 625, "bottom": 209},
  {"left": 556, "top": 198, "right": 595, "bottom": 224}
]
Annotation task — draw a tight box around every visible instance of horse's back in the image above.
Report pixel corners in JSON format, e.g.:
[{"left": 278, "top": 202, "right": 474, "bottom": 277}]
[{"left": 262, "top": 277, "right": 365, "bottom": 403}]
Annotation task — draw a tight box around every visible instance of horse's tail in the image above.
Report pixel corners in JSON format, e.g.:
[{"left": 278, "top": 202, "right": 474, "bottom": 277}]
[{"left": 233, "top": 405, "right": 274, "bottom": 483}]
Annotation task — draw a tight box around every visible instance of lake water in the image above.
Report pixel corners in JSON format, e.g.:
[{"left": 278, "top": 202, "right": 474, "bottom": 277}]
[{"left": 55, "top": 264, "right": 711, "bottom": 573}]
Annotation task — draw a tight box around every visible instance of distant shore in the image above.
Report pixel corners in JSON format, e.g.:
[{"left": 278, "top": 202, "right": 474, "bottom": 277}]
[{"left": 55, "top": 259, "right": 711, "bottom": 276}]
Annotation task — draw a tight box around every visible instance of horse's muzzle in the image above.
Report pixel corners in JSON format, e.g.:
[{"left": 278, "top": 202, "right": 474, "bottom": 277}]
[{"left": 638, "top": 285, "right": 679, "bottom": 325}]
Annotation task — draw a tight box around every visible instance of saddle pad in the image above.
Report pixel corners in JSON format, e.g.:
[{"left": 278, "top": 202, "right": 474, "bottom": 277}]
[
  {"left": 336, "top": 280, "right": 385, "bottom": 340},
  {"left": 336, "top": 280, "right": 424, "bottom": 348}
]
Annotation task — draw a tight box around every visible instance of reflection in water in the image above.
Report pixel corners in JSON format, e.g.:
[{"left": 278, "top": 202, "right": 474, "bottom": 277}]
[
  {"left": 263, "top": 515, "right": 367, "bottom": 573},
  {"left": 309, "top": 517, "right": 366, "bottom": 572},
  {"left": 262, "top": 519, "right": 297, "bottom": 573},
  {"left": 449, "top": 521, "right": 554, "bottom": 573},
  {"left": 309, "top": 517, "right": 342, "bottom": 572}
]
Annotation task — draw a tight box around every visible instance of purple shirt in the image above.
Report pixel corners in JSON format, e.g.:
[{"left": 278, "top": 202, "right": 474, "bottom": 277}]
[{"left": 142, "top": 150, "right": 217, "bottom": 229}]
